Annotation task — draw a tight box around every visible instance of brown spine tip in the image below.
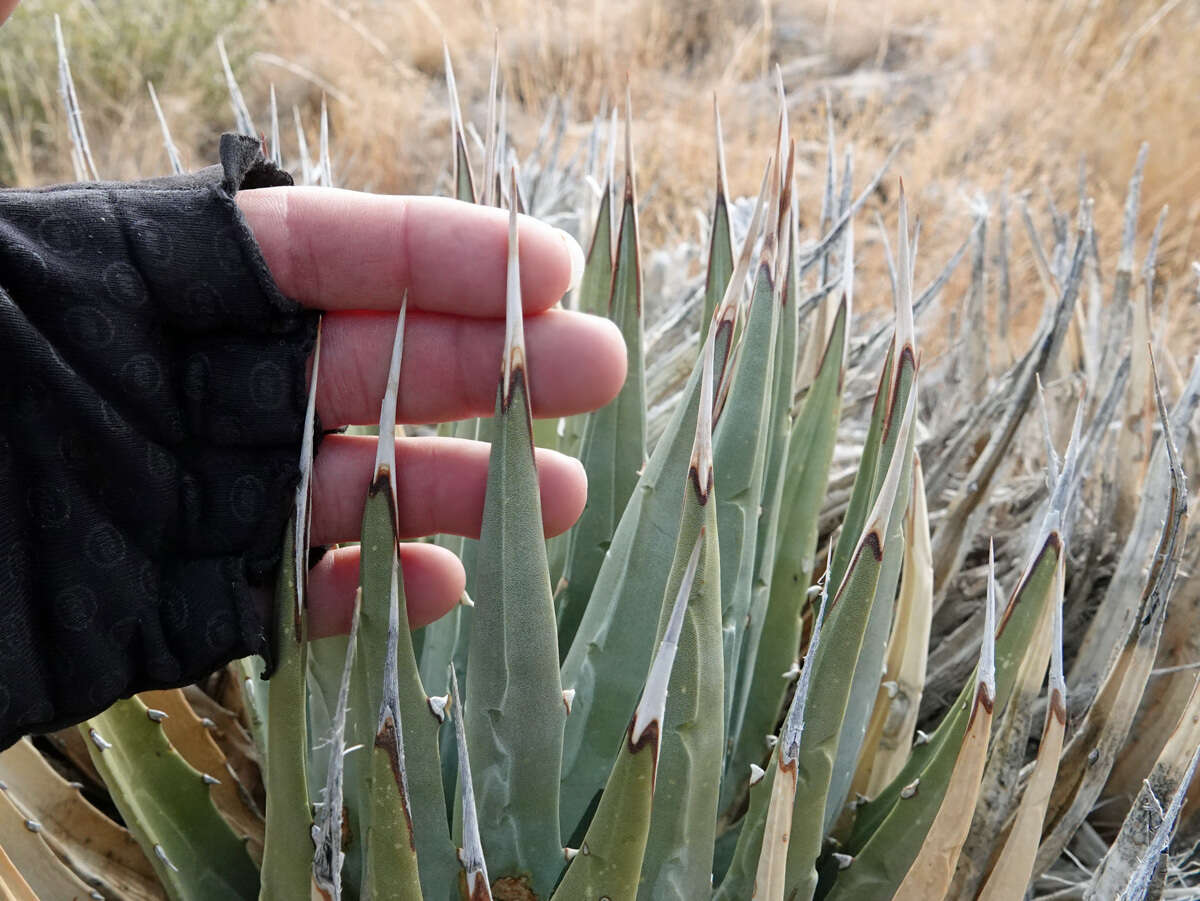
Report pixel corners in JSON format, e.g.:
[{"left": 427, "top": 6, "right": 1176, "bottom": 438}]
[{"left": 1049, "top": 687, "right": 1068, "bottom": 724}]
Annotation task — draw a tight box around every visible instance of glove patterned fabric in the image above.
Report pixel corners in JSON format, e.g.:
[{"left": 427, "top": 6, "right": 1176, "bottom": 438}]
[{"left": 0, "top": 134, "right": 318, "bottom": 749}]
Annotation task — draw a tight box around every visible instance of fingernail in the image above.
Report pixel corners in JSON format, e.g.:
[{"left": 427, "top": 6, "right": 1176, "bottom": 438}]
[{"left": 556, "top": 227, "right": 585, "bottom": 293}]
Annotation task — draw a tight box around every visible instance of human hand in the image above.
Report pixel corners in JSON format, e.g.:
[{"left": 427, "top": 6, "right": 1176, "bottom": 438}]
[{"left": 236, "top": 188, "right": 626, "bottom": 639}]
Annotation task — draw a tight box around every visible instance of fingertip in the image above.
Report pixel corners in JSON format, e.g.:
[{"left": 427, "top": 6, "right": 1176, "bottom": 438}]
[
  {"left": 534, "top": 447, "right": 588, "bottom": 537},
  {"left": 516, "top": 212, "right": 577, "bottom": 311},
  {"left": 305, "top": 543, "right": 466, "bottom": 639}
]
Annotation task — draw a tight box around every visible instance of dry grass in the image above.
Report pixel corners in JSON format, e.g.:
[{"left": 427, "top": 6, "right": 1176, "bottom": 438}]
[{"left": 3, "top": 0, "right": 1197, "bottom": 345}]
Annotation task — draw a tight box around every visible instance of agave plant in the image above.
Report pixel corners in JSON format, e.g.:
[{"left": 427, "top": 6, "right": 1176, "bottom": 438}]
[{"left": 2, "top": 28, "right": 1199, "bottom": 901}]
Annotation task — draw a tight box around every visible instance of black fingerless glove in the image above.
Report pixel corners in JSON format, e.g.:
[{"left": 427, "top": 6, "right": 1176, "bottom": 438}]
[{"left": 0, "top": 134, "right": 318, "bottom": 749}]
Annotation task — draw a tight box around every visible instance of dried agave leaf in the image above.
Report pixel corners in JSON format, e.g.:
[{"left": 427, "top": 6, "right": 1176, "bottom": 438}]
[
  {"left": 83, "top": 698, "right": 259, "bottom": 899},
  {"left": 1035, "top": 364, "right": 1189, "bottom": 878},
  {"left": 0, "top": 788, "right": 96, "bottom": 900},
  {"left": 0, "top": 738, "right": 160, "bottom": 900},
  {"left": 0, "top": 843, "right": 37, "bottom": 901},
  {"left": 827, "top": 514, "right": 1064, "bottom": 899},
  {"left": 892, "top": 546, "right": 998, "bottom": 900}
]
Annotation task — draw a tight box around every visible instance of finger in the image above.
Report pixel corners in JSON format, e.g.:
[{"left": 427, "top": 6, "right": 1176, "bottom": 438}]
[
  {"left": 237, "top": 187, "right": 583, "bottom": 315},
  {"left": 311, "top": 435, "right": 587, "bottom": 545},
  {"left": 306, "top": 544, "right": 465, "bottom": 639},
  {"left": 317, "top": 309, "right": 627, "bottom": 427}
]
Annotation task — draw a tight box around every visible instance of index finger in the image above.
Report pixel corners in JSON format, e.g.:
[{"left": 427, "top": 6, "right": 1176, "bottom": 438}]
[{"left": 236, "top": 187, "right": 584, "bottom": 316}]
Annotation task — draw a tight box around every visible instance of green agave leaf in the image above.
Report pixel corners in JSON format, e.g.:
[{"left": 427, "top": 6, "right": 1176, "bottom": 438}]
[
  {"left": 557, "top": 163, "right": 770, "bottom": 842},
  {"left": 712, "top": 140, "right": 788, "bottom": 732},
  {"left": 362, "top": 554, "right": 423, "bottom": 901},
  {"left": 726, "top": 206, "right": 802, "bottom": 780},
  {"left": 555, "top": 175, "right": 614, "bottom": 466},
  {"left": 713, "top": 760, "right": 774, "bottom": 901},
  {"left": 83, "top": 697, "right": 259, "bottom": 900},
  {"left": 721, "top": 292, "right": 848, "bottom": 822},
  {"left": 822, "top": 529, "right": 1065, "bottom": 900},
  {"left": 700, "top": 98, "right": 733, "bottom": 344},
  {"left": 781, "top": 389, "right": 915, "bottom": 901},
  {"left": 260, "top": 323, "right": 321, "bottom": 901},
  {"left": 824, "top": 204, "right": 918, "bottom": 833},
  {"left": 557, "top": 108, "right": 647, "bottom": 654},
  {"left": 464, "top": 170, "right": 567, "bottom": 898},
  {"left": 443, "top": 45, "right": 477, "bottom": 204},
  {"left": 553, "top": 534, "right": 704, "bottom": 901},
  {"left": 638, "top": 338, "right": 724, "bottom": 900},
  {"left": 0, "top": 781, "right": 97, "bottom": 900},
  {"left": 362, "top": 303, "right": 459, "bottom": 900}
]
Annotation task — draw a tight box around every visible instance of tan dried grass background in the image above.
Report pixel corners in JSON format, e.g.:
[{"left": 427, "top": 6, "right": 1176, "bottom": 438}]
[{"left": 4, "top": 0, "right": 1199, "bottom": 336}]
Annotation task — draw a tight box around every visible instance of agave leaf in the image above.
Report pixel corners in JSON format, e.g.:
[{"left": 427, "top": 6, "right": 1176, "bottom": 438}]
[
  {"left": 0, "top": 787, "right": 97, "bottom": 900},
  {"left": 849, "top": 452, "right": 933, "bottom": 801},
  {"left": 976, "top": 559, "right": 1067, "bottom": 901},
  {"left": 83, "top": 697, "right": 259, "bottom": 900},
  {"left": 268, "top": 84, "right": 281, "bottom": 168},
  {"left": 951, "top": 445, "right": 1070, "bottom": 898},
  {"left": 1116, "top": 743, "right": 1200, "bottom": 901},
  {"left": 54, "top": 15, "right": 98, "bottom": 182},
  {"left": 350, "top": 302, "right": 458, "bottom": 899},
  {"left": 713, "top": 762, "right": 774, "bottom": 901},
  {"left": 553, "top": 535, "right": 704, "bottom": 900},
  {"left": 824, "top": 209, "right": 918, "bottom": 832},
  {"left": 444, "top": 45, "right": 477, "bottom": 204},
  {"left": 727, "top": 201, "right": 801, "bottom": 761},
  {"left": 557, "top": 106, "right": 648, "bottom": 653},
  {"left": 260, "top": 324, "right": 321, "bottom": 899},
  {"left": 930, "top": 224, "right": 1086, "bottom": 596},
  {"left": 450, "top": 666, "right": 493, "bottom": 901},
  {"left": 216, "top": 35, "right": 256, "bottom": 137},
  {"left": 751, "top": 582, "right": 829, "bottom": 901},
  {"left": 464, "top": 170, "right": 566, "bottom": 898},
  {"left": 362, "top": 554, "right": 423, "bottom": 901},
  {"left": 312, "top": 591, "right": 361, "bottom": 900},
  {"left": 147, "top": 81, "right": 183, "bottom": 175},
  {"left": 823, "top": 525, "right": 1064, "bottom": 900},
  {"left": 638, "top": 338, "right": 724, "bottom": 900},
  {"left": 700, "top": 97, "right": 733, "bottom": 343},
  {"left": 554, "top": 161, "right": 615, "bottom": 465},
  {"left": 1069, "top": 353, "right": 1200, "bottom": 692},
  {"left": 138, "top": 689, "right": 264, "bottom": 862},
  {"left": 0, "top": 843, "right": 37, "bottom": 901},
  {"left": 782, "top": 390, "right": 915, "bottom": 901},
  {"left": 557, "top": 177, "right": 768, "bottom": 836},
  {"left": 891, "top": 547, "right": 997, "bottom": 900},
  {"left": 713, "top": 247, "right": 779, "bottom": 728},
  {"left": 1035, "top": 363, "right": 1188, "bottom": 877},
  {"left": 0, "top": 738, "right": 160, "bottom": 899},
  {"left": 574, "top": 165, "right": 614, "bottom": 320},
  {"left": 1088, "top": 674, "right": 1200, "bottom": 900}
]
